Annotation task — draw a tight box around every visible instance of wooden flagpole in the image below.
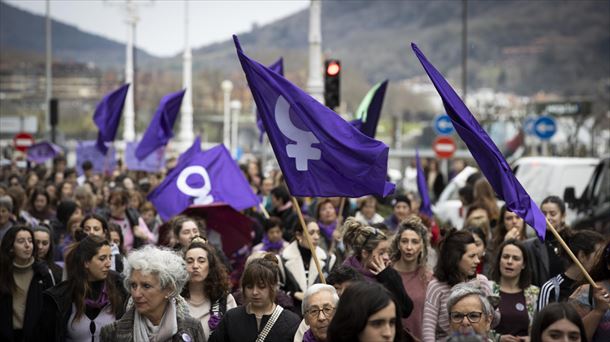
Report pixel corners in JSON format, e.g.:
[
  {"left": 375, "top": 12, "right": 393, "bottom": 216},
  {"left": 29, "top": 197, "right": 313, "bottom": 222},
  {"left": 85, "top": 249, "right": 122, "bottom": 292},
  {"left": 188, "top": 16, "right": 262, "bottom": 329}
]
[
  {"left": 546, "top": 218, "right": 597, "bottom": 288},
  {"left": 291, "top": 197, "right": 326, "bottom": 284},
  {"left": 337, "top": 197, "right": 346, "bottom": 226},
  {"left": 259, "top": 203, "right": 270, "bottom": 219}
]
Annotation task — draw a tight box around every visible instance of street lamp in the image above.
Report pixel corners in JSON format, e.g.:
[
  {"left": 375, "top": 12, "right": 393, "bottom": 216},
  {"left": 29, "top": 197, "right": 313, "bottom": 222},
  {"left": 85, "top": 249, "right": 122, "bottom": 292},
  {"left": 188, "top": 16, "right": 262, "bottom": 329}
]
[
  {"left": 230, "top": 100, "right": 242, "bottom": 157},
  {"left": 221, "top": 80, "right": 233, "bottom": 149}
]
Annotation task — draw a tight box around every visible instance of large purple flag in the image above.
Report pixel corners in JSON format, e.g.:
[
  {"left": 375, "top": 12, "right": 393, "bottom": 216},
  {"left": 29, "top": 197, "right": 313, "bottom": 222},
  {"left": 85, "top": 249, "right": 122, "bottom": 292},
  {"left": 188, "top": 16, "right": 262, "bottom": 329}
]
[
  {"left": 352, "top": 80, "right": 388, "bottom": 138},
  {"left": 26, "top": 141, "right": 62, "bottom": 164},
  {"left": 257, "top": 58, "right": 284, "bottom": 143},
  {"left": 177, "top": 136, "right": 202, "bottom": 167},
  {"left": 135, "top": 89, "right": 186, "bottom": 161},
  {"left": 234, "top": 35, "right": 394, "bottom": 198},
  {"left": 412, "top": 43, "right": 546, "bottom": 239},
  {"left": 93, "top": 84, "right": 130, "bottom": 154},
  {"left": 415, "top": 150, "right": 433, "bottom": 218},
  {"left": 147, "top": 144, "right": 259, "bottom": 221}
]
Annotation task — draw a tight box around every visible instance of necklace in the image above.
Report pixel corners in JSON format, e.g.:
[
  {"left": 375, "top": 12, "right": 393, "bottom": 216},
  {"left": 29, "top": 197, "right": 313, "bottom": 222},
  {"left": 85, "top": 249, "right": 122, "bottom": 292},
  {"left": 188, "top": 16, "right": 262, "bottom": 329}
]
[{"left": 187, "top": 296, "right": 207, "bottom": 306}]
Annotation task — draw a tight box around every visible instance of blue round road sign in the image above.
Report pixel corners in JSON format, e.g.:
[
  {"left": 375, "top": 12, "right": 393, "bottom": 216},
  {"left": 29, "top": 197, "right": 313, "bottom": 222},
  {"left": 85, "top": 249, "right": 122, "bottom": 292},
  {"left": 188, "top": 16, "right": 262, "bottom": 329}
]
[
  {"left": 434, "top": 114, "right": 454, "bottom": 135},
  {"left": 533, "top": 116, "right": 557, "bottom": 140}
]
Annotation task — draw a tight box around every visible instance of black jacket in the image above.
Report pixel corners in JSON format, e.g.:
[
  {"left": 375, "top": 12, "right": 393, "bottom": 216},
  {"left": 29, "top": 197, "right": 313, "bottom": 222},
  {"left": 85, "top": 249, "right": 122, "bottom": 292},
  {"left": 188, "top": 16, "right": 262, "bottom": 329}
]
[
  {"left": 0, "top": 261, "right": 54, "bottom": 342},
  {"left": 38, "top": 271, "right": 127, "bottom": 342},
  {"left": 209, "top": 305, "right": 300, "bottom": 342}
]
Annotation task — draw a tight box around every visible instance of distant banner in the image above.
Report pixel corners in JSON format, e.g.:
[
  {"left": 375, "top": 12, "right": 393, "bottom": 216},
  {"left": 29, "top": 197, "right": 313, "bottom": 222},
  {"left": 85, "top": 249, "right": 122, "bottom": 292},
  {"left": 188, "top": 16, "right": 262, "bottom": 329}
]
[
  {"left": 76, "top": 140, "right": 117, "bottom": 176},
  {"left": 125, "top": 141, "right": 165, "bottom": 172}
]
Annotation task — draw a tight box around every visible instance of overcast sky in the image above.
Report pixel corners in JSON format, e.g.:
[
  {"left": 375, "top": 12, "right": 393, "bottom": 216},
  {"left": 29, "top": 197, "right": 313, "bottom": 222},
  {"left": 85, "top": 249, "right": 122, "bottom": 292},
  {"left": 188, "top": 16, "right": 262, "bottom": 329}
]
[{"left": 5, "top": 0, "right": 309, "bottom": 57}]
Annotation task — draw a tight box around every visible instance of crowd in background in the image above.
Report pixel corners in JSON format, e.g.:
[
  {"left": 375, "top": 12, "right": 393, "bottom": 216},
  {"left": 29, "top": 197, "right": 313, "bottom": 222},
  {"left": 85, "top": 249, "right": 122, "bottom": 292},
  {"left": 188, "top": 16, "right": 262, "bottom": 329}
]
[{"left": 0, "top": 154, "right": 609, "bottom": 342}]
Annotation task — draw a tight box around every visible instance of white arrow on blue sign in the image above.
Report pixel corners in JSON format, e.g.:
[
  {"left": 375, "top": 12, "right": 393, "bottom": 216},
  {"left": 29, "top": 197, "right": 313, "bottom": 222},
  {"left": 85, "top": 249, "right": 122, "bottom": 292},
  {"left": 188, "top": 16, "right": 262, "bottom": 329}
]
[
  {"left": 434, "top": 114, "right": 454, "bottom": 135},
  {"left": 533, "top": 116, "right": 557, "bottom": 140}
]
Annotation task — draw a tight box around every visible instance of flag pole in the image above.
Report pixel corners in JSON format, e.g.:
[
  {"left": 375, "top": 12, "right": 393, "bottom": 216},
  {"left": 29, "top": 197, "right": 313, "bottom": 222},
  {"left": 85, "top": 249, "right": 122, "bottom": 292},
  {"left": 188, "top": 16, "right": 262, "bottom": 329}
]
[
  {"left": 546, "top": 218, "right": 597, "bottom": 288},
  {"left": 259, "top": 203, "right": 270, "bottom": 219},
  {"left": 337, "top": 197, "right": 346, "bottom": 226},
  {"left": 290, "top": 197, "right": 326, "bottom": 284}
]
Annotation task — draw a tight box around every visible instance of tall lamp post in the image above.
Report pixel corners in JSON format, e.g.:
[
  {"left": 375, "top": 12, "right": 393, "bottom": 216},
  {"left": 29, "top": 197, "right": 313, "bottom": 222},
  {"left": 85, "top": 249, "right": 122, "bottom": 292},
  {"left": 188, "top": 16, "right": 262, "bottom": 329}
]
[
  {"left": 221, "top": 80, "right": 233, "bottom": 149},
  {"left": 230, "top": 100, "right": 242, "bottom": 157},
  {"left": 179, "top": 0, "right": 194, "bottom": 149},
  {"left": 306, "top": 0, "right": 323, "bottom": 103}
]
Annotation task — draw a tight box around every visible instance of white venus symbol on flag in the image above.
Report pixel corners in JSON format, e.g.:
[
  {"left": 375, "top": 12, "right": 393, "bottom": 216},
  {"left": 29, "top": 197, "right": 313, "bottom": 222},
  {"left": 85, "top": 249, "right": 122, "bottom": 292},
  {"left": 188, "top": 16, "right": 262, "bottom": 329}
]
[
  {"left": 176, "top": 165, "right": 214, "bottom": 204},
  {"left": 274, "top": 95, "right": 321, "bottom": 171}
]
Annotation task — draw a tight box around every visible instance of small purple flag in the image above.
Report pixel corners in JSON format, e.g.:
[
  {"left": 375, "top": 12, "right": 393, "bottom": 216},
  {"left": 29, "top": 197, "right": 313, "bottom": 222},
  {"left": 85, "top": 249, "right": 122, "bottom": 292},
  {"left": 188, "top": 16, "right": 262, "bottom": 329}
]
[
  {"left": 125, "top": 142, "right": 165, "bottom": 173},
  {"left": 257, "top": 58, "right": 284, "bottom": 143},
  {"left": 135, "top": 89, "right": 186, "bottom": 161},
  {"left": 26, "top": 141, "right": 62, "bottom": 163},
  {"left": 352, "top": 80, "right": 388, "bottom": 138},
  {"left": 412, "top": 43, "right": 546, "bottom": 239},
  {"left": 147, "top": 144, "right": 259, "bottom": 221},
  {"left": 415, "top": 150, "right": 433, "bottom": 217},
  {"left": 234, "top": 35, "right": 394, "bottom": 198},
  {"left": 93, "top": 84, "right": 130, "bottom": 154},
  {"left": 177, "top": 136, "right": 202, "bottom": 167}
]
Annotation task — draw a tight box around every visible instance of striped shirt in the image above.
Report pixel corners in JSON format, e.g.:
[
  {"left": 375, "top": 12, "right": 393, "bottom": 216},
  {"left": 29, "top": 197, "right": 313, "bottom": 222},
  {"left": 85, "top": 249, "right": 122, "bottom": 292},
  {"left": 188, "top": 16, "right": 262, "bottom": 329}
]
[
  {"left": 422, "top": 274, "right": 492, "bottom": 342},
  {"left": 538, "top": 273, "right": 576, "bottom": 310}
]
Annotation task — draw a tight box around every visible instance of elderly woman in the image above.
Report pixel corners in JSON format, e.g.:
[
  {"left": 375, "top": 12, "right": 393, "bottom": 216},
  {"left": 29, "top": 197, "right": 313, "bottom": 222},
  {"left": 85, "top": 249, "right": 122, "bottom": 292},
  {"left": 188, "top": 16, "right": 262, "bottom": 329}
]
[
  {"left": 100, "top": 245, "right": 204, "bottom": 342},
  {"left": 446, "top": 283, "right": 496, "bottom": 341},
  {"left": 297, "top": 284, "right": 339, "bottom": 342}
]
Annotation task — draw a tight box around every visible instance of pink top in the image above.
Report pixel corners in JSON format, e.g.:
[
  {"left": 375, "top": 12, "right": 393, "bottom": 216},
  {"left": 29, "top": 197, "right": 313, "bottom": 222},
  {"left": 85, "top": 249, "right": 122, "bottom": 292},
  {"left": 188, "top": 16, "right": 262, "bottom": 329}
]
[
  {"left": 396, "top": 267, "right": 433, "bottom": 341},
  {"left": 109, "top": 216, "right": 154, "bottom": 251}
]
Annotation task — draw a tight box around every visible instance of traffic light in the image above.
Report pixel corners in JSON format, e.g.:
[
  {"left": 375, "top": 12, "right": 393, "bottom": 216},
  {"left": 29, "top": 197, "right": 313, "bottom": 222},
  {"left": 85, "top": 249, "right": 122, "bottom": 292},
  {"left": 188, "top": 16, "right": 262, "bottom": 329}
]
[{"left": 324, "top": 59, "right": 341, "bottom": 109}]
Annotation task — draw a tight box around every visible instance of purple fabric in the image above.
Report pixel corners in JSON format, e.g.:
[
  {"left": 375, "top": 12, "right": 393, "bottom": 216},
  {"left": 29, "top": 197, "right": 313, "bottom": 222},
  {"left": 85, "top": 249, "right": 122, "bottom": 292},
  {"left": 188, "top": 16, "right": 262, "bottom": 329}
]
[
  {"left": 76, "top": 140, "right": 117, "bottom": 176},
  {"left": 416, "top": 149, "right": 433, "bottom": 217},
  {"left": 257, "top": 58, "right": 284, "bottom": 143},
  {"left": 147, "top": 144, "right": 260, "bottom": 221},
  {"left": 303, "top": 329, "right": 318, "bottom": 342},
  {"left": 177, "top": 136, "right": 202, "bottom": 167},
  {"left": 343, "top": 255, "right": 376, "bottom": 282},
  {"left": 359, "top": 80, "right": 388, "bottom": 138},
  {"left": 26, "top": 141, "right": 62, "bottom": 163},
  {"left": 124, "top": 141, "right": 164, "bottom": 172},
  {"left": 318, "top": 221, "right": 337, "bottom": 242},
  {"left": 261, "top": 235, "right": 284, "bottom": 252},
  {"left": 85, "top": 283, "right": 109, "bottom": 309},
  {"left": 412, "top": 43, "right": 547, "bottom": 240},
  {"left": 207, "top": 313, "right": 221, "bottom": 331},
  {"left": 234, "top": 35, "right": 395, "bottom": 198},
  {"left": 93, "top": 84, "right": 130, "bottom": 154},
  {"left": 135, "top": 89, "right": 186, "bottom": 160}
]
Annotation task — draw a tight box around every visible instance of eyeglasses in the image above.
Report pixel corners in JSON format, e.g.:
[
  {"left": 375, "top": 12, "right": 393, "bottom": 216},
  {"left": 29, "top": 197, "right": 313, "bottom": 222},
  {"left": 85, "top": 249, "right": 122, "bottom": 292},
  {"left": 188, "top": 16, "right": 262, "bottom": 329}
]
[
  {"left": 449, "top": 311, "right": 484, "bottom": 323},
  {"left": 305, "top": 306, "right": 335, "bottom": 319}
]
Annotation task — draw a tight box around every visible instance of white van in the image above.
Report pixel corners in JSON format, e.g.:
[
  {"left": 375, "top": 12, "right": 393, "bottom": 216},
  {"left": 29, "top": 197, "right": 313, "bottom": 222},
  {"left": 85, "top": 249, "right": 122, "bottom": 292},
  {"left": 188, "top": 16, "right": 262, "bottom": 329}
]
[{"left": 512, "top": 157, "right": 599, "bottom": 223}]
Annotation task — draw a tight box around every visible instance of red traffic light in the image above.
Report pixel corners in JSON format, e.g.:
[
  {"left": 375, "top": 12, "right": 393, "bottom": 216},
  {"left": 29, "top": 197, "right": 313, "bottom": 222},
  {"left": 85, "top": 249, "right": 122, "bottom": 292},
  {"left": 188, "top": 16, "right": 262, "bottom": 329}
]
[{"left": 326, "top": 61, "right": 341, "bottom": 76}]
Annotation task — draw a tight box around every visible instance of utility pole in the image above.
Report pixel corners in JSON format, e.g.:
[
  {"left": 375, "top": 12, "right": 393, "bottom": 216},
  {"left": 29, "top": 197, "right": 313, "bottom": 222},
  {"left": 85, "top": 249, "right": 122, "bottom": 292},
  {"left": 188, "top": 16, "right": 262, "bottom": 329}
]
[
  {"left": 462, "top": 0, "right": 468, "bottom": 101},
  {"left": 307, "top": 0, "right": 324, "bottom": 103},
  {"left": 45, "top": 0, "right": 52, "bottom": 135},
  {"left": 179, "top": 0, "right": 194, "bottom": 148}
]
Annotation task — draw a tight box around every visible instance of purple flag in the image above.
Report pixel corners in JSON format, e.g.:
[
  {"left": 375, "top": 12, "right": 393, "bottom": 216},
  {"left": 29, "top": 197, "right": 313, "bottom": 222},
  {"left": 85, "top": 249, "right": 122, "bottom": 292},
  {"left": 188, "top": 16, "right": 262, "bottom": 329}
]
[
  {"left": 26, "top": 141, "right": 62, "bottom": 163},
  {"left": 177, "top": 136, "right": 202, "bottom": 167},
  {"left": 147, "top": 144, "right": 259, "bottom": 221},
  {"left": 76, "top": 140, "right": 117, "bottom": 176},
  {"left": 352, "top": 80, "right": 388, "bottom": 138},
  {"left": 412, "top": 43, "right": 546, "bottom": 239},
  {"left": 257, "top": 58, "right": 284, "bottom": 143},
  {"left": 93, "top": 84, "right": 130, "bottom": 154},
  {"left": 135, "top": 89, "right": 186, "bottom": 161},
  {"left": 234, "top": 36, "right": 395, "bottom": 198},
  {"left": 415, "top": 150, "right": 433, "bottom": 217},
  {"left": 125, "top": 142, "right": 165, "bottom": 173}
]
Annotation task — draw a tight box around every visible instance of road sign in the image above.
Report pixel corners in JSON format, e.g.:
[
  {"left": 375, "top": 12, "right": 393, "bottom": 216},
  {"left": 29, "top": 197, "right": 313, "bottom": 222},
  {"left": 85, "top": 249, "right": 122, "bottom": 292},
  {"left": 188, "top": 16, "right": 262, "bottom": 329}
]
[
  {"left": 533, "top": 116, "right": 557, "bottom": 140},
  {"left": 434, "top": 114, "right": 454, "bottom": 135},
  {"left": 13, "top": 132, "right": 35, "bottom": 152},
  {"left": 433, "top": 136, "right": 457, "bottom": 159},
  {"left": 524, "top": 116, "right": 537, "bottom": 136}
]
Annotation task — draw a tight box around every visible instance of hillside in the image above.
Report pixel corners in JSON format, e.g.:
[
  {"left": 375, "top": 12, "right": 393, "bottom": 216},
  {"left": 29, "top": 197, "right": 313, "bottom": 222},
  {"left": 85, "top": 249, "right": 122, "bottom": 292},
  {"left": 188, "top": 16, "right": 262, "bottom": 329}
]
[{"left": 0, "top": 1, "right": 158, "bottom": 68}]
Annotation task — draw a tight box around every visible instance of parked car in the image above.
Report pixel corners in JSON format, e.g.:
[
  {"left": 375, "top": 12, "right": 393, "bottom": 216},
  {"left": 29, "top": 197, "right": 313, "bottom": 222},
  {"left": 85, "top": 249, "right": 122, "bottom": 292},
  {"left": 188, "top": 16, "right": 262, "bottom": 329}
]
[
  {"left": 512, "top": 157, "right": 599, "bottom": 223},
  {"left": 564, "top": 157, "right": 610, "bottom": 234}
]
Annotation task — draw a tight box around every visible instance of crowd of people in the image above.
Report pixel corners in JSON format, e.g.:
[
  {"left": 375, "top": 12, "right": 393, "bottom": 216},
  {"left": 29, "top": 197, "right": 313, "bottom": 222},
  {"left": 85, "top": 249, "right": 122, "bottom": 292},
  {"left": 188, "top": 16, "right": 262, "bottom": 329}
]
[{"left": 0, "top": 154, "right": 609, "bottom": 342}]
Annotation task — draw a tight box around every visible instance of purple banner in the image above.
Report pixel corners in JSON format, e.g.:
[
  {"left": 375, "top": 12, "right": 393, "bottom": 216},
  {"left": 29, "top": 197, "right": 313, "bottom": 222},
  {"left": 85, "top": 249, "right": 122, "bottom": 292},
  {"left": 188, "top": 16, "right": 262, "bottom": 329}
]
[
  {"left": 125, "top": 141, "right": 165, "bottom": 173},
  {"left": 76, "top": 140, "right": 117, "bottom": 176}
]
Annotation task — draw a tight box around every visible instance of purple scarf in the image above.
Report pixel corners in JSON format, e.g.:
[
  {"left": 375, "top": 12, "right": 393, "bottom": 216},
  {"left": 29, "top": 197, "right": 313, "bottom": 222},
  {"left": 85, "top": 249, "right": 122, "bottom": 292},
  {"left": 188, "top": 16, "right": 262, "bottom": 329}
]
[
  {"left": 318, "top": 221, "right": 337, "bottom": 242},
  {"left": 343, "top": 256, "right": 376, "bottom": 282},
  {"left": 85, "top": 283, "right": 110, "bottom": 309},
  {"left": 303, "top": 329, "right": 318, "bottom": 342},
  {"left": 261, "top": 235, "right": 284, "bottom": 252}
]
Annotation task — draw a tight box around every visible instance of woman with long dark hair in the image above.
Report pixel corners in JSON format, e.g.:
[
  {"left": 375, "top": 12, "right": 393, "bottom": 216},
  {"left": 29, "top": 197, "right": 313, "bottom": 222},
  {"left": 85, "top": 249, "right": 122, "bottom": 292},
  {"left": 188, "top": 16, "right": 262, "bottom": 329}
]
[
  {"left": 327, "top": 281, "right": 408, "bottom": 342},
  {"left": 21, "top": 188, "right": 54, "bottom": 227},
  {"left": 0, "top": 226, "right": 54, "bottom": 342},
  {"left": 492, "top": 205, "right": 528, "bottom": 252},
  {"left": 40, "top": 235, "right": 128, "bottom": 342},
  {"left": 530, "top": 302, "right": 587, "bottom": 342},
  {"left": 422, "top": 229, "right": 491, "bottom": 341},
  {"left": 32, "top": 225, "right": 62, "bottom": 285},
  {"left": 182, "top": 238, "right": 237, "bottom": 340},
  {"left": 490, "top": 239, "right": 540, "bottom": 341}
]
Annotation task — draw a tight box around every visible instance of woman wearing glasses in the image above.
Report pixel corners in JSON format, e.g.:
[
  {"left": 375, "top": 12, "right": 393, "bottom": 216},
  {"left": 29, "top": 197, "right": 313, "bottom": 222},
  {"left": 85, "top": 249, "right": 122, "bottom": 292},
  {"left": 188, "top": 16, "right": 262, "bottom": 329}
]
[
  {"left": 300, "top": 284, "right": 339, "bottom": 342},
  {"left": 446, "top": 283, "right": 496, "bottom": 341}
]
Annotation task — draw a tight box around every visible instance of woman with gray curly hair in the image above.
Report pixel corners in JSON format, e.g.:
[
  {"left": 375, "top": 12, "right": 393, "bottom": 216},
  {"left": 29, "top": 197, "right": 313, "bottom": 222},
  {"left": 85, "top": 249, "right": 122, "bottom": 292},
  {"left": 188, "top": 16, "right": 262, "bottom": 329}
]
[{"left": 100, "top": 245, "right": 205, "bottom": 342}]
